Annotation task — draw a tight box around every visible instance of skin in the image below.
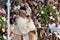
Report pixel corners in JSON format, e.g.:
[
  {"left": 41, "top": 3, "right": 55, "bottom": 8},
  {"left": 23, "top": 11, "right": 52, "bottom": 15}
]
[
  {"left": 19, "top": 10, "right": 26, "bottom": 18},
  {"left": 24, "top": 3, "right": 29, "bottom": 9}
]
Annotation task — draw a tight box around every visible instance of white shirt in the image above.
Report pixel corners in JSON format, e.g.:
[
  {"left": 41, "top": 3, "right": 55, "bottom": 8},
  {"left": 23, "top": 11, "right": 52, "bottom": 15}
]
[
  {"left": 26, "top": 7, "right": 32, "bottom": 16},
  {"left": 48, "top": 23, "right": 56, "bottom": 33},
  {"left": 54, "top": 25, "right": 60, "bottom": 35},
  {"left": 14, "top": 5, "right": 20, "bottom": 11}
]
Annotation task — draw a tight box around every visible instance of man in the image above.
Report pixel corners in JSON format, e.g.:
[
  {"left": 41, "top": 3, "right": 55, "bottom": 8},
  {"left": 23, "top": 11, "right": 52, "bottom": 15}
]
[
  {"left": 14, "top": 9, "right": 37, "bottom": 40},
  {"left": 24, "top": 3, "right": 32, "bottom": 16},
  {"left": 0, "top": 4, "right": 6, "bottom": 15},
  {"left": 48, "top": 20, "right": 56, "bottom": 33},
  {"left": 54, "top": 21, "right": 60, "bottom": 36},
  {"left": 14, "top": 1, "right": 20, "bottom": 11}
]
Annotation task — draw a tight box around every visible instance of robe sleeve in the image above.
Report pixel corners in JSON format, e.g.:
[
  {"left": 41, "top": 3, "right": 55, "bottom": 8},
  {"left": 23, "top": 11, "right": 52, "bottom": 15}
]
[{"left": 28, "top": 19, "right": 36, "bottom": 31}]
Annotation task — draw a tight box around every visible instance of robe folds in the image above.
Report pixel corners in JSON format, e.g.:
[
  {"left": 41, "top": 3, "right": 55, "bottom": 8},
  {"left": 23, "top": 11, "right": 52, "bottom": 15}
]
[{"left": 14, "top": 16, "right": 37, "bottom": 40}]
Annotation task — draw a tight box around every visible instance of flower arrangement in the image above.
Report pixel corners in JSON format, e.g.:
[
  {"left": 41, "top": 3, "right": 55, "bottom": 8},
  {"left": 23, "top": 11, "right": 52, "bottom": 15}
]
[
  {"left": 0, "top": 16, "right": 7, "bottom": 40},
  {"left": 0, "top": 16, "right": 14, "bottom": 40},
  {"left": 38, "top": 4, "right": 57, "bottom": 25}
]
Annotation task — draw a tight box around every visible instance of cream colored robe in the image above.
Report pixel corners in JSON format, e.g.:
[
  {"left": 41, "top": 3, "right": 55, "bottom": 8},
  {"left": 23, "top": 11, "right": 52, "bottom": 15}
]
[
  {"left": 14, "top": 17, "right": 31, "bottom": 35},
  {"left": 14, "top": 16, "right": 37, "bottom": 40}
]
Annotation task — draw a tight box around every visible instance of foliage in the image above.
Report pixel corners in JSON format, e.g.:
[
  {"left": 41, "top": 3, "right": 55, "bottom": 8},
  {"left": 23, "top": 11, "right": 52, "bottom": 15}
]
[
  {"left": 0, "top": 16, "right": 7, "bottom": 40},
  {"left": 38, "top": 4, "right": 57, "bottom": 24}
]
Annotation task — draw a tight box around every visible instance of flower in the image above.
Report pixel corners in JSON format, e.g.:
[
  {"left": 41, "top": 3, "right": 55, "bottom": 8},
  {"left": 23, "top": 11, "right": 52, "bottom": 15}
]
[
  {"left": 49, "top": 16, "right": 53, "bottom": 19},
  {"left": 3, "top": 35, "right": 7, "bottom": 39},
  {"left": 49, "top": 16, "right": 55, "bottom": 20},
  {"left": 50, "top": 13, "right": 52, "bottom": 15},
  {"left": 2, "top": 28, "right": 5, "bottom": 32},
  {"left": 52, "top": 6, "right": 57, "bottom": 9},
  {"left": 2, "top": 17, "right": 6, "bottom": 21},
  {"left": 41, "top": 11, "right": 44, "bottom": 14}
]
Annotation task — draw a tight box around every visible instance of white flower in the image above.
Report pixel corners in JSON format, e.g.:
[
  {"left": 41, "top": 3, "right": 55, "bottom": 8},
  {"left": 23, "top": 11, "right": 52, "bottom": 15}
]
[
  {"left": 52, "top": 6, "right": 56, "bottom": 9},
  {"left": 50, "top": 16, "right": 53, "bottom": 19},
  {"left": 3, "top": 35, "right": 7, "bottom": 39},
  {"left": 49, "top": 16, "right": 55, "bottom": 20},
  {"left": 41, "top": 11, "right": 44, "bottom": 14},
  {"left": 2, "top": 28, "right": 5, "bottom": 32},
  {"left": 50, "top": 13, "right": 52, "bottom": 15},
  {"left": 2, "top": 17, "right": 6, "bottom": 21}
]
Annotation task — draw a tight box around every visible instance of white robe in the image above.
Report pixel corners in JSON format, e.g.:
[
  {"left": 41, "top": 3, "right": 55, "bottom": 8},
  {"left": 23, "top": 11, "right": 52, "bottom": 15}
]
[
  {"left": 14, "top": 16, "right": 37, "bottom": 40},
  {"left": 48, "top": 23, "right": 56, "bottom": 33},
  {"left": 54, "top": 25, "right": 60, "bottom": 35},
  {"left": 14, "top": 16, "right": 31, "bottom": 35}
]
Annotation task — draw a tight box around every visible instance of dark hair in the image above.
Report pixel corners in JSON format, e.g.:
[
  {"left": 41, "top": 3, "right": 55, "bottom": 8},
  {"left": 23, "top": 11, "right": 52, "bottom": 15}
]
[
  {"left": 10, "top": 12, "right": 16, "bottom": 16},
  {"left": 15, "top": 1, "right": 19, "bottom": 6},
  {"left": 38, "top": 1, "right": 42, "bottom": 4},
  {"left": 4, "top": 5, "right": 7, "bottom": 9},
  {"left": 58, "top": 0, "right": 60, "bottom": 3},
  {"left": 20, "top": 7, "right": 26, "bottom": 11}
]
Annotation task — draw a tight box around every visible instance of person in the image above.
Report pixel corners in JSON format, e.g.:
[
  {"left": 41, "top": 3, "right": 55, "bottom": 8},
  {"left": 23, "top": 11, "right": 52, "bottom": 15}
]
[
  {"left": 20, "top": 3, "right": 24, "bottom": 7},
  {"left": 14, "top": 1, "right": 20, "bottom": 11},
  {"left": 37, "top": 0, "right": 44, "bottom": 3},
  {"left": 54, "top": 0, "right": 58, "bottom": 6},
  {"left": 37, "top": 1, "right": 42, "bottom": 8},
  {"left": 24, "top": 3, "right": 32, "bottom": 16},
  {"left": 38, "top": 28, "right": 47, "bottom": 40},
  {"left": 22, "top": 0, "right": 27, "bottom": 3},
  {"left": 53, "top": 21, "right": 60, "bottom": 36},
  {"left": 48, "top": 0, "right": 54, "bottom": 6},
  {"left": 0, "top": 5, "right": 6, "bottom": 15},
  {"left": 48, "top": 19, "right": 56, "bottom": 33},
  {"left": 14, "top": 9, "right": 37, "bottom": 40}
]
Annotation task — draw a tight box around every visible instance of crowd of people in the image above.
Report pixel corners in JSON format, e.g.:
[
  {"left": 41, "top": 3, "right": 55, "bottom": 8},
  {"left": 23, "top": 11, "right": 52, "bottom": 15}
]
[{"left": 0, "top": 0, "right": 60, "bottom": 40}]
